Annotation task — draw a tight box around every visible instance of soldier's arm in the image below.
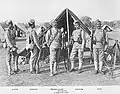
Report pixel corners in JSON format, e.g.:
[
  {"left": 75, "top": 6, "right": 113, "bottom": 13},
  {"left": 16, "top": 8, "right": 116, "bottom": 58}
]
[
  {"left": 104, "top": 31, "right": 109, "bottom": 50},
  {"left": 45, "top": 30, "right": 50, "bottom": 46},
  {"left": 105, "top": 32, "right": 108, "bottom": 44},
  {"left": 32, "top": 31, "right": 41, "bottom": 49},
  {"left": 81, "top": 30, "right": 85, "bottom": 51},
  {"left": 5, "top": 31, "right": 14, "bottom": 48},
  {"left": 71, "top": 31, "right": 74, "bottom": 40}
]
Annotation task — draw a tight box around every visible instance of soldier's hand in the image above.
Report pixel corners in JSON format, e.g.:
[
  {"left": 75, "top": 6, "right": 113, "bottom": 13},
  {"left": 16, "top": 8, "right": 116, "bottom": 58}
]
[
  {"left": 12, "top": 47, "right": 17, "bottom": 51},
  {"left": 81, "top": 48, "right": 84, "bottom": 52},
  {"left": 104, "top": 45, "right": 108, "bottom": 52},
  {"left": 92, "top": 40, "right": 96, "bottom": 44},
  {"left": 42, "top": 44, "right": 47, "bottom": 48}
]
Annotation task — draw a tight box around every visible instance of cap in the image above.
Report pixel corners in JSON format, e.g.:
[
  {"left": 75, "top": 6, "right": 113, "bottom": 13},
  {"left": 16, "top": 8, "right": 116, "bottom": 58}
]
[
  {"left": 74, "top": 20, "right": 80, "bottom": 25},
  {"left": 6, "top": 20, "right": 13, "bottom": 26},
  {"left": 50, "top": 20, "right": 57, "bottom": 26},
  {"left": 96, "top": 19, "right": 101, "bottom": 24},
  {"left": 28, "top": 19, "right": 35, "bottom": 25}
]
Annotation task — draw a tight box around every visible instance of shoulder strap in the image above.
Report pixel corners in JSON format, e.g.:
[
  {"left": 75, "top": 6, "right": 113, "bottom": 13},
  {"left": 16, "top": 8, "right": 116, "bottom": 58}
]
[
  {"left": 49, "top": 29, "right": 59, "bottom": 46},
  {"left": 29, "top": 31, "right": 34, "bottom": 44}
]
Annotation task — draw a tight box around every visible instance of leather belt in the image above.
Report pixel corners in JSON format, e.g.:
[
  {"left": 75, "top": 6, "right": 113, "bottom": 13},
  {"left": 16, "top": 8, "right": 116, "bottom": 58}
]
[
  {"left": 96, "top": 41, "right": 101, "bottom": 43},
  {"left": 74, "top": 41, "right": 82, "bottom": 44}
]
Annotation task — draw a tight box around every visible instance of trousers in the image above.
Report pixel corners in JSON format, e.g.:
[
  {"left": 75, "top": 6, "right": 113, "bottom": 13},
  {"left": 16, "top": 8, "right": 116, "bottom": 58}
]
[
  {"left": 49, "top": 47, "right": 61, "bottom": 75},
  {"left": 70, "top": 42, "right": 83, "bottom": 69},
  {"left": 93, "top": 48, "right": 104, "bottom": 71},
  {"left": 6, "top": 47, "right": 18, "bottom": 74},
  {"left": 29, "top": 46, "right": 40, "bottom": 72}
]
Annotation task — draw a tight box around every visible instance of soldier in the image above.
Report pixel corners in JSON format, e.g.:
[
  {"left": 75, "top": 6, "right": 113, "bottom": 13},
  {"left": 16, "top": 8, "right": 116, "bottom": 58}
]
[
  {"left": 69, "top": 20, "right": 85, "bottom": 73},
  {"left": 93, "top": 20, "right": 108, "bottom": 74},
  {"left": 36, "top": 26, "right": 47, "bottom": 62},
  {"left": 45, "top": 21, "right": 62, "bottom": 76},
  {"left": 26, "top": 19, "right": 41, "bottom": 74},
  {"left": 5, "top": 20, "right": 19, "bottom": 75}
]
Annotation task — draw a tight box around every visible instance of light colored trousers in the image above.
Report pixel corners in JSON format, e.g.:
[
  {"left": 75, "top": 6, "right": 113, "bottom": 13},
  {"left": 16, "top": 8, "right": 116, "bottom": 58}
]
[
  {"left": 29, "top": 46, "right": 39, "bottom": 72},
  {"left": 6, "top": 47, "right": 18, "bottom": 74},
  {"left": 49, "top": 47, "right": 61, "bottom": 74},
  {"left": 93, "top": 48, "right": 104, "bottom": 71},
  {"left": 70, "top": 42, "right": 83, "bottom": 69}
]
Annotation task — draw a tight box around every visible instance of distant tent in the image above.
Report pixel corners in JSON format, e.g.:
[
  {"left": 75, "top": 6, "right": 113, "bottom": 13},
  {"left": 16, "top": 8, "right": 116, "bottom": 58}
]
[
  {"left": 0, "top": 22, "right": 8, "bottom": 31},
  {"left": 102, "top": 25, "right": 113, "bottom": 32},
  {"left": 16, "top": 23, "right": 28, "bottom": 33},
  {"left": 16, "top": 23, "right": 28, "bottom": 37}
]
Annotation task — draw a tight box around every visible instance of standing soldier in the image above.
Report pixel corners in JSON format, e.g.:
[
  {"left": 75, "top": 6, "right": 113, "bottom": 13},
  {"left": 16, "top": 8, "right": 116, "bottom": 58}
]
[
  {"left": 69, "top": 20, "right": 85, "bottom": 73},
  {"left": 93, "top": 20, "right": 108, "bottom": 74},
  {"left": 26, "top": 19, "right": 41, "bottom": 74},
  {"left": 45, "top": 21, "right": 62, "bottom": 76},
  {"left": 5, "top": 20, "right": 19, "bottom": 75}
]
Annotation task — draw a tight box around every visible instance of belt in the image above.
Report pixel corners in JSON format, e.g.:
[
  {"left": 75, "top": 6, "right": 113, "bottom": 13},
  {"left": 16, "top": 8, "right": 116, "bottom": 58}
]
[
  {"left": 96, "top": 41, "right": 101, "bottom": 43},
  {"left": 74, "top": 41, "right": 82, "bottom": 44}
]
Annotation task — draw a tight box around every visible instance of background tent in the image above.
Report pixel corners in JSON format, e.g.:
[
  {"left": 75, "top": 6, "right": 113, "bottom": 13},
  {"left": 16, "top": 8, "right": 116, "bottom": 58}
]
[{"left": 16, "top": 23, "right": 28, "bottom": 37}]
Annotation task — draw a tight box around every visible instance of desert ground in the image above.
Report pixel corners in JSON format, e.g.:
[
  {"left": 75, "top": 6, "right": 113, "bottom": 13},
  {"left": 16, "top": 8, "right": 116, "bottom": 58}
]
[{"left": 0, "top": 32, "right": 120, "bottom": 86}]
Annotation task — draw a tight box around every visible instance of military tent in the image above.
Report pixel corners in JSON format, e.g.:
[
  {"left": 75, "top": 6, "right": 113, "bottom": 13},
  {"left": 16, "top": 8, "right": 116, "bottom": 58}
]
[
  {"left": 15, "top": 23, "right": 28, "bottom": 37},
  {"left": 43, "top": 8, "right": 92, "bottom": 59}
]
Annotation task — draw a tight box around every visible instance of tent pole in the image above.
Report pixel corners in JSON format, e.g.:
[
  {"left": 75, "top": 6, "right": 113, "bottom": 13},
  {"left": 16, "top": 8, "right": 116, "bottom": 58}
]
[{"left": 66, "top": 9, "right": 70, "bottom": 60}]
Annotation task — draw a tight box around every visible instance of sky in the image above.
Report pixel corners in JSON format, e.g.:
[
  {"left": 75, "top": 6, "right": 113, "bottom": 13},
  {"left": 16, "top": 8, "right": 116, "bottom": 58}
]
[{"left": 0, "top": 0, "right": 120, "bottom": 23}]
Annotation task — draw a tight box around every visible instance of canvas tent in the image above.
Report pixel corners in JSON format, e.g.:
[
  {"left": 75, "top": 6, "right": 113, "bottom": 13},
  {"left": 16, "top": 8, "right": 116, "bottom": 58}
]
[
  {"left": 102, "top": 25, "right": 113, "bottom": 32},
  {"left": 43, "top": 8, "right": 92, "bottom": 59},
  {"left": 15, "top": 23, "right": 28, "bottom": 37},
  {"left": 54, "top": 8, "right": 91, "bottom": 37}
]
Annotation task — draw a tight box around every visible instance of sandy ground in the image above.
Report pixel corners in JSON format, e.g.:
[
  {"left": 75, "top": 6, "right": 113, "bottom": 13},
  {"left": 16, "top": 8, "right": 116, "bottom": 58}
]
[{"left": 0, "top": 38, "right": 120, "bottom": 86}]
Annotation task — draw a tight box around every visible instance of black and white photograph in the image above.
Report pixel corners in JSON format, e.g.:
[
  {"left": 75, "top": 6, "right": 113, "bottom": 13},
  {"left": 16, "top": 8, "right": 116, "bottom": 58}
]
[{"left": 0, "top": 0, "right": 120, "bottom": 93}]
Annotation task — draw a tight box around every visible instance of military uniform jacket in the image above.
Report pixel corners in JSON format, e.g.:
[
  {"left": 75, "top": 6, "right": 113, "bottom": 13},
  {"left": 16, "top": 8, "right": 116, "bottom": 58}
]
[
  {"left": 26, "top": 28, "right": 40, "bottom": 49},
  {"left": 72, "top": 28, "right": 83, "bottom": 42},
  {"left": 5, "top": 28, "right": 16, "bottom": 48},
  {"left": 71, "top": 28, "right": 85, "bottom": 49},
  {"left": 46, "top": 27, "right": 62, "bottom": 49},
  {"left": 93, "top": 28, "right": 108, "bottom": 48}
]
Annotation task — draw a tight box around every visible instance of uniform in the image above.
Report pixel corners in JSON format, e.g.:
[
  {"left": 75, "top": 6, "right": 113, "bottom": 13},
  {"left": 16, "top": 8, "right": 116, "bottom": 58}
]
[
  {"left": 5, "top": 28, "right": 18, "bottom": 75},
  {"left": 46, "top": 27, "right": 62, "bottom": 76},
  {"left": 93, "top": 28, "right": 108, "bottom": 73},
  {"left": 26, "top": 28, "right": 41, "bottom": 73},
  {"left": 70, "top": 28, "right": 85, "bottom": 72}
]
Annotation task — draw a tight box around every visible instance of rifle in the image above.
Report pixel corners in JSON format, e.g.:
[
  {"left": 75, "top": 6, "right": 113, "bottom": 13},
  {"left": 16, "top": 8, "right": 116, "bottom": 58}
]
[{"left": 61, "top": 32, "right": 69, "bottom": 71}]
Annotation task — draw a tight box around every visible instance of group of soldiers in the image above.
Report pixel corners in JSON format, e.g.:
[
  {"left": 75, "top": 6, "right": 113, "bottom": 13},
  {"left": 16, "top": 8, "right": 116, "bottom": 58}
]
[{"left": 5, "top": 19, "right": 108, "bottom": 76}]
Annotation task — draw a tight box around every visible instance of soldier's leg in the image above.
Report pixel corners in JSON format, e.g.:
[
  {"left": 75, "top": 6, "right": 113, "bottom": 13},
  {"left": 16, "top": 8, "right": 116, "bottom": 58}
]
[
  {"left": 69, "top": 45, "right": 77, "bottom": 71},
  {"left": 13, "top": 50, "right": 19, "bottom": 72},
  {"left": 78, "top": 48, "right": 83, "bottom": 71},
  {"left": 6, "top": 48, "right": 12, "bottom": 75},
  {"left": 54, "top": 48, "right": 61, "bottom": 74},
  {"left": 93, "top": 48, "right": 99, "bottom": 74},
  {"left": 26, "top": 50, "right": 31, "bottom": 64},
  {"left": 50, "top": 48, "right": 56, "bottom": 76},
  {"left": 29, "top": 50, "right": 37, "bottom": 73},
  {"left": 30, "top": 46, "right": 39, "bottom": 73},
  {"left": 99, "top": 48, "right": 104, "bottom": 73},
  {"left": 35, "top": 48, "right": 41, "bottom": 74}
]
